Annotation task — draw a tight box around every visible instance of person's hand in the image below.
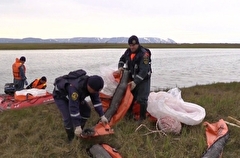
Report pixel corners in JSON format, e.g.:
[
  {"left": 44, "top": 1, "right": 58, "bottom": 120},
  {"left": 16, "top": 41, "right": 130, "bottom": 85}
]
[
  {"left": 114, "top": 67, "right": 124, "bottom": 74},
  {"left": 74, "top": 126, "right": 82, "bottom": 137},
  {"left": 24, "top": 80, "right": 28, "bottom": 85},
  {"left": 129, "top": 81, "right": 136, "bottom": 90},
  {"left": 100, "top": 115, "right": 108, "bottom": 125}
]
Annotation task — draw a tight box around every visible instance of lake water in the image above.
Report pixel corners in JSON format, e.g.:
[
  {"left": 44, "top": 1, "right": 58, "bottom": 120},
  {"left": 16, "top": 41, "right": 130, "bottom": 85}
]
[{"left": 1, "top": 48, "right": 240, "bottom": 93}]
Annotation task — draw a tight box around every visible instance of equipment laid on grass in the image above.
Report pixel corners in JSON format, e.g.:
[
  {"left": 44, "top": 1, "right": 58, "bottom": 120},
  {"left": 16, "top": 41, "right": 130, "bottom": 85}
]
[
  {"left": 147, "top": 88, "right": 206, "bottom": 126},
  {"left": 81, "top": 69, "right": 133, "bottom": 138},
  {"left": 202, "top": 119, "right": 229, "bottom": 158},
  {"left": 87, "top": 143, "right": 122, "bottom": 158}
]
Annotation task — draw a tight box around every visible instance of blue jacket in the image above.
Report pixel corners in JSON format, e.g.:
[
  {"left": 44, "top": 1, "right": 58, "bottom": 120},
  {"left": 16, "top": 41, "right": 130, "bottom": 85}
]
[{"left": 54, "top": 75, "right": 104, "bottom": 127}]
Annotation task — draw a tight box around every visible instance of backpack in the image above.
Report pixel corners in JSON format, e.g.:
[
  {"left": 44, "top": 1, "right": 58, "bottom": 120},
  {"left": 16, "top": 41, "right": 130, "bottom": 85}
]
[
  {"left": 54, "top": 69, "right": 87, "bottom": 91},
  {"left": 4, "top": 83, "right": 15, "bottom": 95},
  {"left": 62, "top": 69, "right": 87, "bottom": 80}
]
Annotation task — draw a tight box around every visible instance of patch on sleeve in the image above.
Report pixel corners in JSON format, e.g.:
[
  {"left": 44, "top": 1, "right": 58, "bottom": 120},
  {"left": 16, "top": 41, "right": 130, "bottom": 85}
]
[
  {"left": 71, "top": 92, "right": 78, "bottom": 101},
  {"left": 143, "top": 53, "right": 149, "bottom": 64}
]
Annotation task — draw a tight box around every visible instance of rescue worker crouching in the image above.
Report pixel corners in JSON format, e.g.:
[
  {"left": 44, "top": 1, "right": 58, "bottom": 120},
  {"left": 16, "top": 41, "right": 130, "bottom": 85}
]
[
  {"left": 26, "top": 76, "right": 47, "bottom": 89},
  {"left": 53, "top": 71, "right": 108, "bottom": 142}
]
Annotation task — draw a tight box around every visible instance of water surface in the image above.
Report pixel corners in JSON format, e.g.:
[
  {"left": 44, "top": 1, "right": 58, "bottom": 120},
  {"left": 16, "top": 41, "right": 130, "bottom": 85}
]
[{"left": 1, "top": 48, "right": 240, "bottom": 92}]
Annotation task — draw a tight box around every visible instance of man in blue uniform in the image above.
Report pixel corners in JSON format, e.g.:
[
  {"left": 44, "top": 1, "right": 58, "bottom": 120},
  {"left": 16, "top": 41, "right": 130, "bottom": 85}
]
[
  {"left": 53, "top": 69, "right": 108, "bottom": 142},
  {"left": 115, "top": 35, "right": 152, "bottom": 124}
]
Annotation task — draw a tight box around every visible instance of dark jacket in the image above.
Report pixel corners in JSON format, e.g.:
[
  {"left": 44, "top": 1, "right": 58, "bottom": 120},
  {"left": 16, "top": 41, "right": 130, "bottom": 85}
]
[
  {"left": 53, "top": 75, "right": 104, "bottom": 127},
  {"left": 118, "top": 45, "right": 152, "bottom": 84}
]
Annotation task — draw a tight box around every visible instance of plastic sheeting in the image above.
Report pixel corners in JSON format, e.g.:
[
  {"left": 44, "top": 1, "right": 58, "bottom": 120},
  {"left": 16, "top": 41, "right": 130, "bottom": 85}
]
[
  {"left": 100, "top": 66, "right": 118, "bottom": 96},
  {"left": 147, "top": 88, "right": 206, "bottom": 125},
  {"left": 14, "top": 88, "right": 47, "bottom": 101}
]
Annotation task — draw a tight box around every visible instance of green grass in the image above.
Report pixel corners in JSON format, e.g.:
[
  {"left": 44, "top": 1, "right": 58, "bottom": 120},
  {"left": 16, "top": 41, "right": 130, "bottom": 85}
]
[
  {"left": 1, "top": 43, "right": 240, "bottom": 50},
  {"left": 1, "top": 82, "right": 240, "bottom": 157}
]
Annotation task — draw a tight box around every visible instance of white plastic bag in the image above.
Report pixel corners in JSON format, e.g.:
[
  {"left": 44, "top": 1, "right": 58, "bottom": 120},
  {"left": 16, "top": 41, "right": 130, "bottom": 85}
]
[
  {"left": 100, "top": 66, "right": 118, "bottom": 96},
  {"left": 147, "top": 88, "right": 206, "bottom": 125},
  {"left": 167, "top": 87, "right": 183, "bottom": 102}
]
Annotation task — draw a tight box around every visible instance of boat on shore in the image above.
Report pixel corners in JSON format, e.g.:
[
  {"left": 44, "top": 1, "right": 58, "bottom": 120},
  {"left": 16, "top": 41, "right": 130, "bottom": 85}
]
[{"left": 0, "top": 88, "right": 54, "bottom": 111}]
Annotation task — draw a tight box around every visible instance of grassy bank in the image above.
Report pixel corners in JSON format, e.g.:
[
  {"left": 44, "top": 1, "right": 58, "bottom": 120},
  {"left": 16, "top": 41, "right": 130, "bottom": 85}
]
[
  {"left": 1, "top": 43, "right": 240, "bottom": 50},
  {"left": 1, "top": 82, "right": 240, "bottom": 157}
]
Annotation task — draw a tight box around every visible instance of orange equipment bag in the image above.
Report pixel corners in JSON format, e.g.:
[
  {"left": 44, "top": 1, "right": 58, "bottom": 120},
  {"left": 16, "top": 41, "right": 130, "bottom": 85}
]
[
  {"left": 81, "top": 70, "right": 133, "bottom": 138},
  {"left": 201, "top": 119, "right": 229, "bottom": 158}
]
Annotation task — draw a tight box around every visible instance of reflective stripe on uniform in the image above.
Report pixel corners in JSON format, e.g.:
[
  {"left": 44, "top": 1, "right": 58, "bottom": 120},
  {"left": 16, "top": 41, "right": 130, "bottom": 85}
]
[
  {"left": 81, "top": 116, "right": 89, "bottom": 119},
  {"left": 70, "top": 112, "right": 80, "bottom": 117},
  {"left": 136, "top": 74, "right": 144, "bottom": 80},
  {"left": 54, "top": 85, "right": 59, "bottom": 91},
  {"left": 93, "top": 103, "right": 102, "bottom": 107}
]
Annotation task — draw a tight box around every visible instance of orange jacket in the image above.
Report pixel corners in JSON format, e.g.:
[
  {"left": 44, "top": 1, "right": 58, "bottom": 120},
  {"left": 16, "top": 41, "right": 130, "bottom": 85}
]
[
  {"left": 32, "top": 79, "right": 47, "bottom": 89},
  {"left": 12, "top": 58, "right": 26, "bottom": 80}
]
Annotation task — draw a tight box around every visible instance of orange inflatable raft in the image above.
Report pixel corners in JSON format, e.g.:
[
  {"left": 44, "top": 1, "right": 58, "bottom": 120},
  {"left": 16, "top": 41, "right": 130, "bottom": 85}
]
[{"left": 0, "top": 88, "right": 54, "bottom": 111}]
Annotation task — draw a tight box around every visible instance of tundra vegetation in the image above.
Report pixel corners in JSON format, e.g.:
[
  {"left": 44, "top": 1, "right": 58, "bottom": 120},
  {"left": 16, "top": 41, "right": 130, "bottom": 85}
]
[
  {"left": 1, "top": 82, "right": 240, "bottom": 157},
  {"left": 1, "top": 43, "right": 240, "bottom": 157}
]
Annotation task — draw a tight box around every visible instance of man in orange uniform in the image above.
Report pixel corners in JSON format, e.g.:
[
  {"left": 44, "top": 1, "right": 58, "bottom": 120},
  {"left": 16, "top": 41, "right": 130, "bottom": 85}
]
[
  {"left": 12, "top": 56, "right": 28, "bottom": 91},
  {"left": 26, "top": 76, "right": 47, "bottom": 89}
]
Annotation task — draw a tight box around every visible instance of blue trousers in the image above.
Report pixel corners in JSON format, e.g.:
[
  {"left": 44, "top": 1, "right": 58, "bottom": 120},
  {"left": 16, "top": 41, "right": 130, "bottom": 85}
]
[
  {"left": 54, "top": 96, "right": 91, "bottom": 129},
  {"left": 131, "top": 79, "right": 151, "bottom": 120},
  {"left": 13, "top": 79, "right": 24, "bottom": 91}
]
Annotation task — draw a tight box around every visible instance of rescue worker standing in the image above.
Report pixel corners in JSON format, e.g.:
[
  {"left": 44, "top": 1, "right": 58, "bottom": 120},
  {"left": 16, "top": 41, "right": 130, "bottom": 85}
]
[
  {"left": 12, "top": 56, "right": 28, "bottom": 91},
  {"left": 26, "top": 76, "right": 47, "bottom": 89},
  {"left": 53, "top": 69, "right": 108, "bottom": 142},
  {"left": 115, "top": 35, "right": 152, "bottom": 124}
]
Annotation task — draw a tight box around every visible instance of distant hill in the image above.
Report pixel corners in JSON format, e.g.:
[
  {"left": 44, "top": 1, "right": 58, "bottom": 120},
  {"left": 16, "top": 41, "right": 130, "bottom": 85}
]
[{"left": 0, "top": 37, "right": 176, "bottom": 44}]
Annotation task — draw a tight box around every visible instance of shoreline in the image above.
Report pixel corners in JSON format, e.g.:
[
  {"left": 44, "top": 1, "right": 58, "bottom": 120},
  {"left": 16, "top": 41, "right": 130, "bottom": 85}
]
[{"left": 1, "top": 43, "right": 240, "bottom": 50}]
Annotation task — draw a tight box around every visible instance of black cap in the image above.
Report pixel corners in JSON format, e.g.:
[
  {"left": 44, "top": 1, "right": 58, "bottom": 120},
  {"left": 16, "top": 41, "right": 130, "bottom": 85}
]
[
  {"left": 128, "top": 35, "right": 139, "bottom": 45},
  {"left": 88, "top": 75, "right": 104, "bottom": 92},
  {"left": 40, "top": 76, "right": 47, "bottom": 81},
  {"left": 20, "top": 56, "right": 26, "bottom": 62}
]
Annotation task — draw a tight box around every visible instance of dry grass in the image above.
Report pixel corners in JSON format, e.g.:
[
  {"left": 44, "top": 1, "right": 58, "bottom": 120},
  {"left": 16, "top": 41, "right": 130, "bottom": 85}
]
[{"left": 1, "top": 82, "right": 240, "bottom": 157}]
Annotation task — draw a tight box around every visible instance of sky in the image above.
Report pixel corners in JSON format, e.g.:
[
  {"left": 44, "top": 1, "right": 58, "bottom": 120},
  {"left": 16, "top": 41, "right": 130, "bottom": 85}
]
[{"left": 1, "top": 0, "right": 240, "bottom": 43}]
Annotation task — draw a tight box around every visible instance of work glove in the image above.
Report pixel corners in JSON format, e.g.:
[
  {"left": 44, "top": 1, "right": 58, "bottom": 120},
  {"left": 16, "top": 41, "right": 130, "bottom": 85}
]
[
  {"left": 129, "top": 81, "right": 136, "bottom": 90},
  {"left": 100, "top": 115, "right": 108, "bottom": 125},
  {"left": 74, "top": 126, "right": 82, "bottom": 137},
  {"left": 24, "top": 80, "right": 28, "bottom": 85},
  {"left": 114, "top": 67, "right": 124, "bottom": 74}
]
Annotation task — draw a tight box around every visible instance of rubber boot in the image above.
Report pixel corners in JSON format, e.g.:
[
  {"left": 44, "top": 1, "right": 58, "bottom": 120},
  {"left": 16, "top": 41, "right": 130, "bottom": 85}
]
[
  {"left": 65, "top": 128, "right": 74, "bottom": 142},
  {"left": 126, "top": 100, "right": 136, "bottom": 120},
  {"left": 139, "top": 103, "right": 147, "bottom": 120},
  {"left": 137, "top": 103, "right": 147, "bottom": 125}
]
